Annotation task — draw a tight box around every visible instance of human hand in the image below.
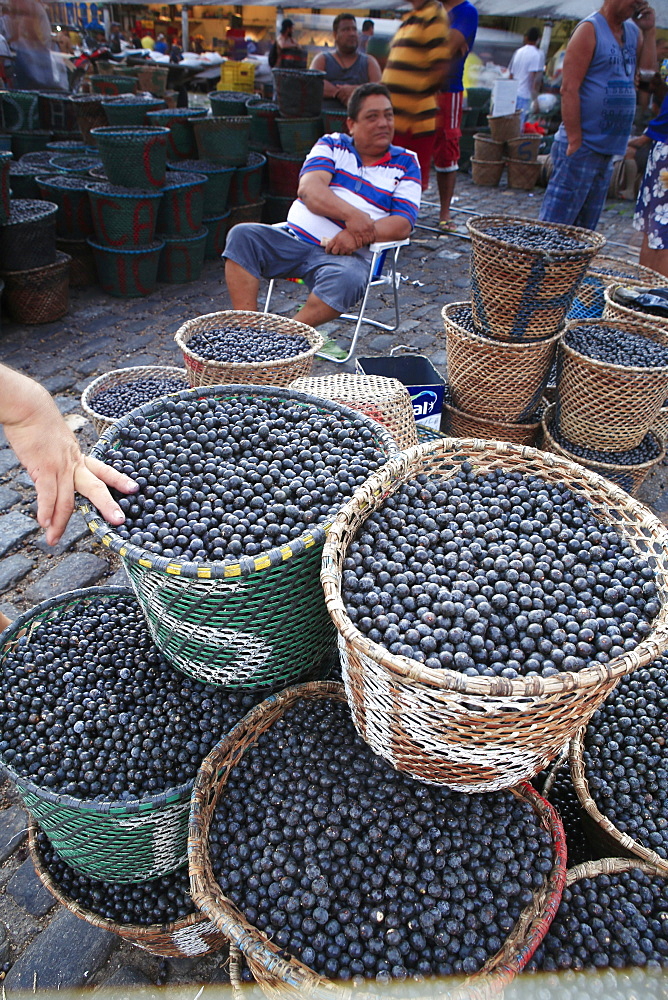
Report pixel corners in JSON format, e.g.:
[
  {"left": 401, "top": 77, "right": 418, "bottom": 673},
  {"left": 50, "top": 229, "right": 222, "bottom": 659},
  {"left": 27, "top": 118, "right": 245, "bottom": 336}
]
[
  {"left": 566, "top": 137, "right": 582, "bottom": 156},
  {"left": 326, "top": 228, "right": 359, "bottom": 255},
  {"left": 633, "top": 1, "right": 655, "bottom": 29},
  {"left": 336, "top": 84, "right": 355, "bottom": 106},
  {"left": 344, "top": 211, "right": 376, "bottom": 248}
]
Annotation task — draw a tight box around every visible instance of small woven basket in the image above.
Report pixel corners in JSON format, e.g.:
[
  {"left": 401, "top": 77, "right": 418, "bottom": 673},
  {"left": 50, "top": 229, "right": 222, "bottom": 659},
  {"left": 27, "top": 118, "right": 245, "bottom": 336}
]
[
  {"left": 90, "top": 74, "right": 137, "bottom": 96},
  {"left": 471, "top": 158, "right": 504, "bottom": 186},
  {"left": 506, "top": 135, "right": 542, "bottom": 162},
  {"left": 175, "top": 310, "right": 324, "bottom": 387},
  {"left": 291, "top": 373, "right": 419, "bottom": 450},
  {"left": 272, "top": 69, "right": 325, "bottom": 118},
  {"left": 169, "top": 159, "right": 234, "bottom": 215},
  {"left": 568, "top": 256, "right": 663, "bottom": 320},
  {"left": 209, "top": 91, "right": 250, "bottom": 117},
  {"left": 157, "top": 228, "right": 208, "bottom": 284},
  {"left": 227, "top": 198, "right": 265, "bottom": 230},
  {"left": 653, "top": 404, "right": 668, "bottom": 445},
  {"left": 266, "top": 151, "right": 303, "bottom": 198},
  {"left": 90, "top": 126, "right": 170, "bottom": 190},
  {"left": 320, "top": 437, "right": 668, "bottom": 792},
  {"left": 541, "top": 403, "right": 665, "bottom": 496},
  {"left": 48, "top": 153, "right": 101, "bottom": 177},
  {"left": 0, "top": 588, "right": 193, "bottom": 882},
  {"left": 0, "top": 150, "right": 11, "bottom": 225},
  {"left": 1, "top": 251, "right": 70, "bottom": 325},
  {"left": 88, "top": 238, "right": 164, "bottom": 298},
  {"left": 473, "top": 133, "right": 504, "bottom": 161},
  {"left": 29, "top": 822, "right": 227, "bottom": 959},
  {"left": 69, "top": 94, "right": 107, "bottom": 146},
  {"left": 87, "top": 182, "right": 164, "bottom": 248},
  {"left": 157, "top": 171, "right": 206, "bottom": 237},
  {"left": 570, "top": 731, "right": 668, "bottom": 876},
  {"left": 102, "top": 96, "right": 165, "bottom": 128},
  {"left": 56, "top": 236, "right": 97, "bottom": 288},
  {"left": 441, "top": 301, "right": 561, "bottom": 421},
  {"left": 555, "top": 317, "right": 668, "bottom": 452},
  {"left": 10, "top": 130, "right": 53, "bottom": 159},
  {"left": 36, "top": 174, "right": 94, "bottom": 239},
  {"left": 81, "top": 365, "right": 190, "bottom": 436},
  {"left": 192, "top": 116, "right": 251, "bottom": 166},
  {"left": 604, "top": 282, "right": 668, "bottom": 330},
  {"left": 507, "top": 159, "right": 541, "bottom": 191},
  {"left": 488, "top": 111, "right": 521, "bottom": 142},
  {"left": 188, "top": 681, "right": 568, "bottom": 1000},
  {"left": 246, "top": 100, "right": 281, "bottom": 152},
  {"left": 0, "top": 90, "right": 40, "bottom": 131},
  {"left": 202, "top": 211, "right": 231, "bottom": 260},
  {"left": 277, "top": 116, "right": 323, "bottom": 156},
  {"left": 228, "top": 152, "right": 267, "bottom": 207},
  {"left": 146, "top": 108, "right": 207, "bottom": 161},
  {"left": 468, "top": 215, "right": 606, "bottom": 341},
  {"left": 322, "top": 108, "right": 349, "bottom": 136},
  {"left": 0, "top": 198, "right": 58, "bottom": 271},
  {"left": 444, "top": 400, "right": 542, "bottom": 446},
  {"left": 80, "top": 387, "right": 396, "bottom": 689}
]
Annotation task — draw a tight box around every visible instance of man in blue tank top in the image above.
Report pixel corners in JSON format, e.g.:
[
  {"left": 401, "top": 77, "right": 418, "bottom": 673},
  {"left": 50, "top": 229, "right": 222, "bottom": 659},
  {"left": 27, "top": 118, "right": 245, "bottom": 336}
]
[
  {"left": 311, "top": 14, "right": 382, "bottom": 113},
  {"left": 540, "top": 0, "right": 656, "bottom": 230}
]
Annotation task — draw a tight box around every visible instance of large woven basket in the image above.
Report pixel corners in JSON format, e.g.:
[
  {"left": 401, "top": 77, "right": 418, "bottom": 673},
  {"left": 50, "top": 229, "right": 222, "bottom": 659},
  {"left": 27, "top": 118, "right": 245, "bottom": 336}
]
[
  {"left": 49, "top": 153, "right": 101, "bottom": 177},
  {"left": 227, "top": 199, "right": 265, "bottom": 230},
  {"left": 277, "top": 116, "right": 323, "bottom": 156},
  {"left": 189, "top": 681, "right": 568, "bottom": 1000},
  {"left": 228, "top": 152, "right": 266, "bottom": 207},
  {"left": 468, "top": 216, "right": 606, "bottom": 341},
  {"left": 473, "top": 133, "right": 504, "bottom": 162},
  {"left": 102, "top": 96, "right": 165, "bottom": 128},
  {"left": 8, "top": 163, "right": 41, "bottom": 200},
  {"left": 88, "top": 238, "right": 164, "bottom": 298},
  {"left": 291, "top": 373, "right": 419, "bottom": 451},
  {"left": 568, "top": 255, "right": 663, "bottom": 320},
  {"left": 604, "top": 282, "right": 668, "bottom": 331},
  {"left": 209, "top": 91, "right": 250, "bottom": 117},
  {"left": 653, "top": 404, "right": 668, "bottom": 445},
  {"left": 168, "top": 159, "right": 234, "bottom": 215},
  {"left": 39, "top": 94, "right": 79, "bottom": 133},
  {"left": 192, "top": 116, "right": 251, "bottom": 167},
  {"left": 0, "top": 150, "right": 11, "bottom": 225},
  {"left": 157, "top": 228, "right": 208, "bottom": 284},
  {"left": 0, "top": 89, "right": 40, "bottom": 131},
  {"left": 91, "top": 74, "right": 136, "bottom": 96},
  {"left": 541, "top": 402, "right": 665, "bottom": 497},
  {"left": 441, "top": 302, "right": 561, "bottom": 421},
  {"left": 146, "top": 108, "right": 207, "bottom": 161},
  {"left": 506, "top": 135, "right": 542, "bottom": 162},
  {"left": 80, "top": 387, "right": 396, "bottom": 689},
  {"left": 175, "top": 310, "right": 324, "bottom": 387},
  {"left": 81, "top": 365, "right": 190, "bottom": 436},
  {"left": 444, "top": 400, "right": 542, "bottom": 446},
  {"left": 202, "top": 211, "right": 231, "bottom": 260},
  {"left": 36, "top": 174, "right": 94, "bottom": 240},
  {"left": 266, "top": 151, "right": 303, "bottom": 198},
  {"left": 471, "top": 158, "right": 504, "bottom": 187},
  {"left": 56, "top": 236, "right": 97, "bottom": 288},
  {"left": 262, "top": 195, "right": 293, "bottom": 225},
  {"left": 29, "top": 822, "right": 227, "bottom": 959},
  {"left": 507, "top": 159, "right": 541, "bottom": 191},
  {"left": 87, "top": 182, "right": 164, "bottom": 248},
  {"left": 90, "top": 126, "right": 170, "bottom": 190},
  {"left": 488, "top": 111, "right": 521, "bottom": 142},
  {"left": 246, "top": 100, "right": 281, "bottom": 152},
  {"left": 1, "top": 251, "right": 70, "bottom": 324},
  {"left": 555, "top": 316, "right": 668, "bottom": 452},
  {"left": 11, "top": 130, "right": 53, "bottom": 158},
  {"left": 0, "top": 588, "right": 193, "bottom": 882},
  {"left": 69, "top": 94, "right": 107, "bottom": 146},
  {"left": 570, "top": 731, "right": 668, "bottom": 876},
  {"left": 272, "top": 69, "right": 325, "bottom": 118},
  {"left": 156, "top": 171, "right": 206, "bottom": 237},
  {"left": 320, "top": 438, "right": 668, "bottom": 792},
  {"left": 0, "top": 199, "right": 58, "bottom": 271}
]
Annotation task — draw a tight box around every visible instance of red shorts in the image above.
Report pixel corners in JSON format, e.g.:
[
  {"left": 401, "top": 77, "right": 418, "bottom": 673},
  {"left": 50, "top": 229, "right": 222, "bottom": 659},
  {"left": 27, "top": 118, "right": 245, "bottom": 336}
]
[
  {"left": 434, "top": 91, "right": 463, "bottom": 172},
  {"left": 392, "top": 130, "right": 435, "bottom": 192}
]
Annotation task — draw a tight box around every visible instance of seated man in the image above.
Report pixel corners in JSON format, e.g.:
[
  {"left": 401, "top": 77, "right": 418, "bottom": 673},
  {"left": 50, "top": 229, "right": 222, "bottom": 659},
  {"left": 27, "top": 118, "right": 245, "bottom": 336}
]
[
  {"left": 223, "top": 83, "right": 421, "bottom": 330},
  {"left": 310, "top": 13, "right": 381, "bottom": 111}
]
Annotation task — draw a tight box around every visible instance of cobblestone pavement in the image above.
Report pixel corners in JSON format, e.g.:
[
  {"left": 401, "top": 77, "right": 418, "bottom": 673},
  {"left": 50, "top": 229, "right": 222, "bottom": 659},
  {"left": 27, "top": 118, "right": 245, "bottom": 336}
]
[{"left": 0, "top": 171, "right": 666, "bottom": 994}]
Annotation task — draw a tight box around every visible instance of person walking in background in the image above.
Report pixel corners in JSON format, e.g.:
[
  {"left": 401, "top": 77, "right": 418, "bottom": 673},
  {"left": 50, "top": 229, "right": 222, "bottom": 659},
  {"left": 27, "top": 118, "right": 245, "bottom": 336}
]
[
  {"left": 311, "top": 14, "right": 381, "bottom": 111},
  {"left": 507, "top": 27, "right": 545, "bottom": 126},
  {"left": 382, "top": 0, "right": 451, "bottom": 191},
  {"left": 359, "top": 20, "right": 374, "bottom": 53},
  {"left": 434, "top": 0, "right": 478, "bottom": 229},
  {"left": 268, "top": 18, "right": 307, "bottom": 70},
  {"left": 154, "top": 32, "right": 168, "bottom": 54},
  {"left": 633, "top": 88, "right": 668, "bottom": 276},
  {"left": 540, "top": 0, "right": 656, "bottom": 231},
  {"left": 6, "top": 0, "right": 55, "bottom": 89}
]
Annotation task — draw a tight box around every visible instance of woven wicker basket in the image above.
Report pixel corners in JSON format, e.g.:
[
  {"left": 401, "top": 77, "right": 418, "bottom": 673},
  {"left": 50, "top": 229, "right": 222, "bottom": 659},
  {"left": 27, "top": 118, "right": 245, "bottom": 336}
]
[
  {"left": 157, "top": 228, "right": 208, "bottom": 284},
  {"left": 192, "top": 116, "right": 251, "bottom": 166},
  {"left": 0, "top": 198, "right": 58, "bottom": 271},
  {"left": 441, "top": 302, "right": 561, "bottom": 421},
  {"left": 262, "top": 195, "right": 293, "bottom": 225},
  {"left": 541, "top": 403, "right": 665, "bottom": 497},
  {"left": 88, "top": 238, "right": 164, "bottom": 298},
  {"left": 471, "top": 158, "right": 504, "bottom": 186},
  {"left": 70, "top": 94, "right": 107, "bottom": 146},
  {"left": 320, "top": 437, "right": 668, "bottom": 792},
  {"left": 277, "top": 116, "right": 323, "bottom": 156},
  {"left": 10, "top": 130, "right": 53, "bottom": 158},
  {"left": 468, "top": 216, "right": 606, "bottom": 341},
  {"left": 8, "top": 164, "right": 41, "bottom": 201},
  {"left": 653, "top": 404, "right": 668, "bottom": 445},
  {"left": 101, "top": 96, "right": 165, "bottom": 128},
  {"left": 90, "top": 74, "right": 136, "bottom": 96},
  {"left": 568, "top": 256, "right": 663, "bottom": 320},
  {"left": 444, "top": 401, "right": 541, "bottom": 446},
  {"left": 266, "top": 151, "right": 303, "bottom": 198},
  {"left": 506, "top": 135, "right": 542, "bottom": 162},
  {"left": 209, "top": 91, "right": 250, "bottom": 117},
  {"left": 1, "top": 251, "right": 70, "bottom": 324},
  {"left": 272, "top": 69, "right": 325, "bottom": 119},
  {"left": 555, "top": 317, "right": 668, "bottom": 451},
  {"left": 488, "top": 111, "right": 521, "bottom": 142},
  {"left": 604, "top": 282, "right": 668, "bottom": 330},
  {"left": 246, "top": 100, "right": 281, "bottom": 152},
  {"left": 81, "top": 365, "right": 190, "bottom": 436},
  {"left": 322, "top": 108, "right": 349, "bottom": 136},
  {"left": 570, "top": 731, "right": 668, "bottom": 876},
  {"left": 175, "top": 310, "right": 324, "bottom": 387},
  {"left": 189, "top": 681, "right": 568, "bottom": 1000},
  {"left": 29, "top": 821, "right": 227, "bottom": 958},
  {"left": 56, "top": 236, "right": 97, "bottom": 288},
  {"left": 0, "top": 588, "right": 193, "bottom": 882},
  {"left": 0, "top": 89, "right": 40, "bottom": 131},
  {"left": 202, "top": 211, "right": 231, "bottom": 260},
  {"left": 49, "top": 153, "right": 101, "bottom": 177},
  {"left": 87, "top": 182, "right": 164, "bottom": 248},
  {"left": 228, "top": 152, "right": 266, "bottom": 207},
  {"left": 291, "top": 373, "right": 418, "bottom": 451},
  {"left": 473, "top": 133, "right": 504, "bottom": 161},
  {"left": 169, "top": 159, "right": 234, "bottom": 216},
  {"left": 90, "top": 126, "right": 170, "bottom": 190},
  {"left": 146, "top": 108, "right": 207, "bottom": 161},
  {"left": 80, "top": 387, "right": 397, "bottom": 689},
  {"left": 36, "top": 174, "right": 94, "bottom": 240},
  {"left": 227, "top": 199, "right": 265, "bottom": 230},
  {"left": 507, "top": 159, "right": 541, "bottom": 190},
  {"left": 156, "top": 171, "right": 206, "bottom": 237}
]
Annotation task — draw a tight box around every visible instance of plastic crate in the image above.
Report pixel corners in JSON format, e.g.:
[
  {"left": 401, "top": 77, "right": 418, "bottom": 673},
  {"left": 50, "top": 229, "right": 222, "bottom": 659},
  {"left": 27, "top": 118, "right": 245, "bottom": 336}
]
[{"left": 218, "top": 61, "right": 255, "bottom": 93}]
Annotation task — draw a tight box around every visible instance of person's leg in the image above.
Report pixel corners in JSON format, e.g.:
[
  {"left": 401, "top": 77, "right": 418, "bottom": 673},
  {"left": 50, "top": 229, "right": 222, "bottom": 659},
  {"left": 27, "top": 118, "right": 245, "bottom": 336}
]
[
  {"left": 539, "top": 142, "right": 597, "bottom": 227},
  {"left": 393, "top": 130, "right": 435, "bottom": 192},
  {"left": 515, "top": 95, "right": 531, "bottom": 130},
  {"left": 225, "top": 259, "right": 261, "bottom": 309},
  {"left": 221, "top": 223, "right": 311, "bottom": 309},
  {"left": 301, "top": 251, "right": 371, "bottom": 326},
  {"left": 640, "top": 234, "right": 668, "bottom": 279},
  {"left": 573, "top": 153, "right": 614, "bottom": 230},
  {"left": 434, "top": 92, "right": 462, "bottom": 225},
  {"left": 296, "top": 294, "right": 342, "bottom": 327},
  {"left": 436, "top": 171, "right": 458, "bottom": 224}
]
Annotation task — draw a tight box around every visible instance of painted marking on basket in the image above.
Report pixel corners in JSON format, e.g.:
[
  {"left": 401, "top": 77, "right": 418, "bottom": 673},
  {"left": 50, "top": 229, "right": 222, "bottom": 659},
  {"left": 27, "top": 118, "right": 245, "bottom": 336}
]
[{"left": 171, "top": 925, "right": 215, "bottom": 957}]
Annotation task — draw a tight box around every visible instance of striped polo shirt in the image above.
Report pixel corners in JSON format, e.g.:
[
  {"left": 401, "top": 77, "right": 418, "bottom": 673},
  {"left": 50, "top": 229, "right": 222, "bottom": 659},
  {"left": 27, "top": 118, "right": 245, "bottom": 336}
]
[
  {"left": 382, "top": 0, "right": 451, "bottom": 135},
  {"left": 286, "top": 133, "right": 421, "bottom": 253}
]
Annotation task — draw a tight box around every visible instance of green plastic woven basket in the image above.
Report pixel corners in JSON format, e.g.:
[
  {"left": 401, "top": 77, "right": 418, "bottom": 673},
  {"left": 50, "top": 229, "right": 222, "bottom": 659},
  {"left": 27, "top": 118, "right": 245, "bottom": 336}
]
[
  {"left": 157, "top": 171, "right": 206, "bottom": 237},
  {"left": 90, "top": 126, "right": 170, "bottom": 191},
  {"left": 202, "top": 211, "right": 230, "bottom": 260},
  {"left": 88, "top": 238, "right": 164, "bottom": 297},
  {"left": 192, "top": 116, "right": 251, "bottom": 166},
  {"left": 277, "top": 116, "right": 323, "bottom": 156},
  {"left": 102, "top": 96, "right": 165, "bottom": 127},
  {"left": 170, "top": 160, "right": 234, "bottom": 215},
  {"left": 0, "top": 587, "right": 193, "bottom": 882},
  {"left": 36, "top": 174, "right": 94, "bottom": 239},
  {"left": 228, "top": 152, "right": 266, "bottom": 207},
  {"left": 87, "top": 182, "right": 164, "bottom": 248},
  {"left": 209, "top": 91, "right": 250, "bottom": 117},
  {"left": 49, "top": 154, "right": 101, "bottom": 177},
  {"left": 157, "top": 228, "right": 207, "bottom": 283},
  {"left": 90, "top": 74, "right": 137, "bottom": 96},
  {"left": 246, "top": 100, "right": 280, "bottom": 152},
  {"left": 11, "top": 130, "right": 53, "bottom": 158},
  {"left": 0, "top": 90, "right": 40, "bottom": 131},
  {"left": 146, "top": 108, "right": 206, "bottom": 161},
  {"left": 79, "top": 386, "right": 397, "bottom": 688},
  {"left": 0, "top": 151, "right": 12, "bottom": 225}
]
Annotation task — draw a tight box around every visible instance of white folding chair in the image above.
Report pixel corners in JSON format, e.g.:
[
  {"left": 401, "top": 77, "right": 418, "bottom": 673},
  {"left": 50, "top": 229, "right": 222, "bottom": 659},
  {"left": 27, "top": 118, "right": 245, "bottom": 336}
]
[{"left": 262, "top": 237, "right": 410, "bottom": 364}]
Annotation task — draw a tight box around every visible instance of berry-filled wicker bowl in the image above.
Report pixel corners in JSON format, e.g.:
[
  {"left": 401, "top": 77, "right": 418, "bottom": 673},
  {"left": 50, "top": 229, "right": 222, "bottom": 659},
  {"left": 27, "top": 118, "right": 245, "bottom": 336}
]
[
  {"left": 175, "top": 310, "right": 325, "bottom": 388},
  {"left": 81, "top": 365, "right": 190, "bottom": 437},
  {"left": 80, "top": 386, "right": 397, "bottom": 688},
  {"left": 443, "top": 400, "right": 543, "bottom": 448},
  {"left": 189, "top": 681, "right": 568, "bottom": 1000},
  {"left": 604, "top": 282, "right": 668, "bottom": 331},
  {"left": 28, "top": 820, "right": 227, "bottom": 958},
  {"left": 568, "top": 254, "right": 663, "bottom": 320},
  {"left": 0, "top": 587, "right": 266, "bottom": 882},
  {"left": 320, "top": 437, "right": 668, "bottom": 793},
  {"left": 467, "top": 216, "right": 605, "bottom": 341}
]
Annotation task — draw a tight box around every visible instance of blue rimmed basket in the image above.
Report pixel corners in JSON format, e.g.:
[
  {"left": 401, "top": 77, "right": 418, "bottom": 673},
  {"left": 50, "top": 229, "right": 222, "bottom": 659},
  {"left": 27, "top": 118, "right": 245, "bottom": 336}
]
[
  {"left": 36, "top": 174, "right": 94, "bottom": 240},
  {"left": 48, "top": 154, "right": 102, "bottom": 177},
  {"left": 157, "top": 228, "right": 208, "bottom": 284},
  {"left": 146, "top": 108, "right": 207, "bottom": 161},
  {"left": 277, "top": 116, "right": 323, "bottom": 156},
  {"left": 102, "top": 96, "right": 166, "bottom": 128},
  {"left": 79, "top": 386, "right": 397, "bottom": 689},
  {"left": 228, "top": 152, "right": 266, "bottom": 207},
  {"left": 87, "top": 182, "right": 164, "bottom": 248},
  {"left": 202, "top": 210, "right": 230, "bottom": 259},
  {"left": 157, "top": 171, "right": 206, "bottom": 237},
  {"left": 209, "top": 91, "right": 250, "bottom": 117},
  {"left": 90, "top": 126, "right": 170, "bottom": 190},
  {"left": 88, "top": 238, "right": 164, "bottom": 297},
  {"left": 169, "top": 160, "right": 234, "bottom": 215},
  {"left": 192, "top": 116, "right": 251, "bottom": 166},
  {"left": 245, "top": 100, "right": 280, "bottom": 152}
]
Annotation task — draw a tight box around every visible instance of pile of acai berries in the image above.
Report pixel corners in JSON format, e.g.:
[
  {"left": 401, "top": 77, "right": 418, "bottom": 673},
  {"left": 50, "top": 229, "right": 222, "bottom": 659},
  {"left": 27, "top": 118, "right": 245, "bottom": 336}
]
[
  {"left": 479, "top": 222, "right": 590, "bottom": 255},
  {"left": 564, "top": 323, "right": 668, "bottom": 369},
  {"left": 105, "top": 394, "right": 387, "bottom": 562},
  {"left": 341, "top": 464, "right": 659, "bottom": 679},
  {"left": 187, "top": 325, "right": 311, "bottom": 363},
  {"left": 210, "top": 696, "right": 556, "bottom": 984},
  {"left": 91, "top": 375, "right": 187, "bottom": 419},
  {"left": 0, "top": 595, "right": 266, "bottom": 801},
  {"left": 548, "top": 420, "right": 662, "bottom": 466}
]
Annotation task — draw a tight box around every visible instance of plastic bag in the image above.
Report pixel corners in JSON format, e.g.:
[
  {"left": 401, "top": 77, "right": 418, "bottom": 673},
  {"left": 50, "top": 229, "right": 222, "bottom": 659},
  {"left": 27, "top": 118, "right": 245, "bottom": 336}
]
[{"left": 614, "top": 285, "right": 668, "bottom": 318}]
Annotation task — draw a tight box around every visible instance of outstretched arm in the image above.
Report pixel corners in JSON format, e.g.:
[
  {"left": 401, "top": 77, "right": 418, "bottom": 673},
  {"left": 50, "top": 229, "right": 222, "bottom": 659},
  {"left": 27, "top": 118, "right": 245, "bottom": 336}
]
[{"left": 0, "top": 365, "right": 138, "bottom": 545}]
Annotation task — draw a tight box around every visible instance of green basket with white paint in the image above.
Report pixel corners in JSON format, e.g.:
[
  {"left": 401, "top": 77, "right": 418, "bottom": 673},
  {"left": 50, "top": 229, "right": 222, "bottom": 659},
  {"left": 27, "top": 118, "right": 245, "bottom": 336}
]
[{"left": 80, "top": 386, "right": 397, "bottom": 689}]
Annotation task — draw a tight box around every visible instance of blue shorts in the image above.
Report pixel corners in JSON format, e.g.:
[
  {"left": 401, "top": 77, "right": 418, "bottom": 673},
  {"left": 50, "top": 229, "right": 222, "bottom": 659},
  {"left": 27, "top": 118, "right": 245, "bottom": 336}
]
[
  {"left": 222, "top": 223, "right": 371, "bottom": 315},
  {"left": 539, "top": 139, "right": 615, "bottom": 231}
]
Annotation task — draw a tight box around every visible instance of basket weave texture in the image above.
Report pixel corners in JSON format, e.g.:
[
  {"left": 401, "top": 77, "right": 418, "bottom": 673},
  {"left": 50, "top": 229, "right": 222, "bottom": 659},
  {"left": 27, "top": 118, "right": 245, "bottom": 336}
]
[
  {"left": 102, "top": 96, "right": 165, "bottom": 128},
  {"left": 90, "top": 75, "right": 136, "bottom": 96},
  {"left": 565, "top": 855, "right": 668, "bottom": 887},
  {"left": 80, "top": 386, "right": 397, "bottom": 689},
  {"left": 1, "top": 251, "right": 70, "bottom": 324},
  {"left": 146, "top": 109, "right": 206, "bottom": 161},
  {"left": 175, "top": 310, "right": 324, "bottom": 388},
  {"left": 570, "top": 731, "right": 668, "bottom": 875},
  {"left": 36, "top": 174, "right": 93, "bottom": 239},
  {"left": 471, "top": 159, "right": 504, "bottom": 186},
  {"left": 290, "top": 373, "right": 419, "bottom": 451},
  {"left": 441, "top": 302, "right": 561, "bottom": 421},
  {"left": 473, "top": 133, "right": 504, "bottom": 161},
  {"left": 488, "top": 111, "right": 521, "bottom": 142},
  {"left": 209, "top": 91, "right": 250, "bottom": 117},
  {"left": 506, "top": 159, "right": 541, "bottom": 191},
  {"left": 541, "top": 403, "right": 664, "bottom": 497},
  {"left": 70, "top": 94, "right": 107, "bottom": 146},
  {"left": 157, "top": 228, "right": 208, "bottom": 284},
  {"left": 227, "top": 199, "right": 265, "bottom": 230},
  {"left": 202, "top": 212, "right": 230, "bottom": 260},
  {"left": 168, "top": 160, "right": 234, "bottom": 215},
  {"left": 322, "top": 108, "right": 349, "bottom": 136},
  {"left": 568, "top": 256, "right": 663, "bottom": 319},
  {"left": 444, "top": 401, "right": 541, "bottom": 447},
  {"left": 468, "top": 216, "right": 605, "bottom": 341},
  {"left": 87, "top": 183, "right": 163, "bottom": 248},
  {"left": 0, "top": 151, "right": 11, "bottom": 225},
  {"left": 228, "top": 152, "right": 267, "bottom": 207},
  {"left": 29, "top": 822, "right": 227, "bottom": 958},
  {"left": 320, "top": 438, "right": 668, "bottom": 792},
  {"left": 192, "top": 116, "right": 251, "bottom": 166},
  {"left": 188, "top": 681, "right": 568, "bottom": 1000},
  {"left": 0, "top": 199, "right": 58, "bottom": 271},
  {"left": 91, "top": 126, "right": 170, "bottom": 190},
  {"left": 0, "top": 90, "right": 40, "bottom": 130},
  {"left": 555, "top": 317, "right": 668, "bottom": 452},
  {"left": 81, "top": 365, "right": 190, "bottom": 436},
  {"left": 653, "top": 405, "right": 668, "bottom": 445},
  {"left": 56, "top": 236, "right": 97, "bottom": 288},
  {"left": 277, "top": 116, "right": 323, "bottom": 156},
  {"left": 0, "top": 588, "right": 193, "bottom": 882},
  {"left": 88, "top": 238, "right": 164, "bottom": 298},
  {"left": 272, "top": 69, "right": 325, "bottom": 118},
  {"left": 603, "top": 282, "right": 668, "bottom": 330},
  {"left": 246, "top": 101, "right": 281, "bottom": 152},
  {"left": 156, "top": 172, "right": 206, "bottom": 236},
  {"left": 266, "top": 151, "right": 303, "bottom": 198}
]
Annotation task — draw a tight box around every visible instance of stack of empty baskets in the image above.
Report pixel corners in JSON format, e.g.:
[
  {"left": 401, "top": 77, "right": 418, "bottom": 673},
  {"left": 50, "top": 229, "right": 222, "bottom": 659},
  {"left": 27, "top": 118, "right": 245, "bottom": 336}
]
[
  {"left": 471, "top": 112, "right": 542, "bottom": 189},
  {"left": 440, "top": 215, "right": 605, "bottom": 446}
]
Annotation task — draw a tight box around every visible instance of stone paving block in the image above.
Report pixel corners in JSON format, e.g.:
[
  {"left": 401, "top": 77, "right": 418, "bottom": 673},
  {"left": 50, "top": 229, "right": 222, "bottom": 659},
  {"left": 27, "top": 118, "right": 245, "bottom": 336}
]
[
  {"left": 79, "top": 335, "right": 118, "bottom": 359},
  {"left": 34, "top": 512, "right": 88, "bottom": 555},
  {"left": 97, "top": 965, "right": 154, "bottom": 991},
  {"left": 78, "top": 316, "right": 112, "bottom": 334},
  {"left": 106, "top": 565, "right": 131, "bottom": 587},
  {"left": 0, "top": 554, "right": 34, "bottom": 594},
  {"left": 0, "top": 806, "right": 28, "bottom": 863},
  {"left": 0, "top": 511, "right": 39, "bottom": 558},
  {"left": 3, "top": 909, "right": 116, "bottom": 993},
  {"left": 25, "top": 553, "right": 108, "bottom": 603},
  {"left": 0, "top": 450, "right": 19, "bottom": 476},
  {"left": 0, "top": 486, "right": 20, "bottom": 512},
  {"left": 41, "top": 374, "right": 77, "bottom": 394},
  {"left": 54, "top": 396, "right": 81, "bottom": 415},
  {"left": 431, "top": 349, "right": 447, "bottom": 366},
  {"left": 0, "top": 602, "right": 19, "bottom": 623},
  {"left": 0, "top": 427, "right": 7, "bottom": 447},
  {"left": 6, "top": 858, "right": 57, "bottom": 917},
  {"left": 367, "top": 333, "right": 396, "bottom": 351},
  {"left": 13, "top": 472, "right": 34, "bottom": 489},
  {"left": 0, "top": 922, "right": 9, "bottom": 963},
  {"left": 411, "top": 332, "right": 436, "bottom": 350},
  {"left": 119, "top": 353, "right": 161, "bottom": 368}
]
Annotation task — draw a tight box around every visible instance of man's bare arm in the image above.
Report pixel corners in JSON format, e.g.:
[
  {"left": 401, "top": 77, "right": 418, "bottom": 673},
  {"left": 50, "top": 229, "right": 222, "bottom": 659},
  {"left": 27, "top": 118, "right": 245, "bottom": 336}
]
[{"left": 559, "top": 21, "right": 596, "bottom": 155}]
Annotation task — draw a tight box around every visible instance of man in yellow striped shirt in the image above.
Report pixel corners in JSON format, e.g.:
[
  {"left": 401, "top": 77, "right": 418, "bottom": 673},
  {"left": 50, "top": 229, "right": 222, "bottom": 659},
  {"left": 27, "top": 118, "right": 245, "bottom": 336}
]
[{"left": 382, "top": 0, "right": 451, "bottom": 191}]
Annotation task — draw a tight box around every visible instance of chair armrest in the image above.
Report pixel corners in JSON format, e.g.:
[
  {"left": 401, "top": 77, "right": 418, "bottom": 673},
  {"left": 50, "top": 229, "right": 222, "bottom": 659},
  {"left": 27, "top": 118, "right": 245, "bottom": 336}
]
[{"left": 368, "top": 239, "right": 410, "bottom": 252}]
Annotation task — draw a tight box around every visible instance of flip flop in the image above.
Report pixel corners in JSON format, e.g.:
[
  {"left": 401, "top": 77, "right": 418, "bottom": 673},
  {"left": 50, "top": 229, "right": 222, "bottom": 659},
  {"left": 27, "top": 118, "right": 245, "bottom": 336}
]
[{"left": 438, "top": 220, "right": 459, "bottom": 233}]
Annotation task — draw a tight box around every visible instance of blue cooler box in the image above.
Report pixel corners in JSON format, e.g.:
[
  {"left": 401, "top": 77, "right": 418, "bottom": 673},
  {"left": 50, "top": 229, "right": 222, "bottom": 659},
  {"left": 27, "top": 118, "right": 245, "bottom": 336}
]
[{"left": 356, "top": 354, "right": 446, "bottom": 431}]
